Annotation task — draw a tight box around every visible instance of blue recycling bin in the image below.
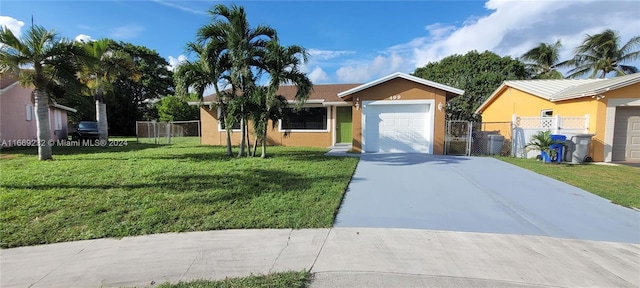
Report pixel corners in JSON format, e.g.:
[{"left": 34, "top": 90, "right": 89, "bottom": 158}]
[{"left": 550, "top": 134, "right": 567, "bottom": 163}]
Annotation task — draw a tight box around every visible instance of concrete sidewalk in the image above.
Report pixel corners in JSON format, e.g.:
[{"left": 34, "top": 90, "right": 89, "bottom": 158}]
[{"left": 2, "top": 228, "right": 639, "bottom": 288}]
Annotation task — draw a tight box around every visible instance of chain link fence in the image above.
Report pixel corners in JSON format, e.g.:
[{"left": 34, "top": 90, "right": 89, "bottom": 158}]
[
  {"left": 446, "top": 121, "right": 513, "bottom": 156},
  {"left": 447, "top": 115, "right": 588, "bottom": 158},
  {"left": 136, "top": 120, "right": 201, "bottom": 145}
]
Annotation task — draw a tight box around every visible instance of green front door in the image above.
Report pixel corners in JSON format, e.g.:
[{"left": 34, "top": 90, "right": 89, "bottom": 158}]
[{"left": 336, "top": 106, "right": 352, "bottom": 143}]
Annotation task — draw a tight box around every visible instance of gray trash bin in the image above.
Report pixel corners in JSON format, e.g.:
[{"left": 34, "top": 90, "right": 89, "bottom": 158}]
[
  {"left": 487, "top": 134, "right": 504, "bottom": 155},
  {"left": 563, "top": 139, "right": 575, "bottom": 162},
  {"left": 571, "top": 134, "right": 595, "bottom": 163}
]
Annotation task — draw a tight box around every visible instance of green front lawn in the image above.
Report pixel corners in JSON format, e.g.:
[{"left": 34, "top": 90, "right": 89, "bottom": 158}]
[
  {"left": 0, "top": 139, "right": 358, "bottom": 248},
  {"left": 498, "top": 157, "right": 640, "bottom": 208},
  {"left": 159, "top": 271, "right": 311, "bottom": 288}
]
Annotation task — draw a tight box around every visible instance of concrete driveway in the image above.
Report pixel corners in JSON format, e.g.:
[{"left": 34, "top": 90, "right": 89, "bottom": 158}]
[{"left": 335, "top": 154, "right": 640, "bottom": 243}]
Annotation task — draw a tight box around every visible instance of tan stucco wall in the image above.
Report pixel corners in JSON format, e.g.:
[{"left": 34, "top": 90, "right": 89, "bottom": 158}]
[
  {"left": 200, "top": 105, "right": 333, "bottom": 148},
  {"left": 200, "top": 78, "right": 454, "bottom": 152},
  {"left": 480, "top": 83, "right": 640, "bottom": 161},
  {"left": 349, "top": 78, "right": 448, "bottom": 154}
]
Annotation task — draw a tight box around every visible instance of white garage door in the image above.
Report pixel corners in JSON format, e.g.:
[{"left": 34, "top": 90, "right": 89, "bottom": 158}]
[
  {"left": 364, "top": 102, "right": 432, "bottom": 153},
  {"left": 612, "top": 106, "right": 640, "bottom": 162}
]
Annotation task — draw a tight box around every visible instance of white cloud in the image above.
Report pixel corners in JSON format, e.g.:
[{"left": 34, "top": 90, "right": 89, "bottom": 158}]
[
  {"left": 332, "top": 0, "right": 640, "bottom": 83},
  {"left": 75, "top": 34, "right": 93, "bottom": 43},
  {"left": 308, "top": 49, "right": 355, "bottom": 60},
  {"left": 167, "top": 55, "right": 187, "bottom": 71},
  {"left": 425, "top": 23, "right": 456, "bottom": 40},
  {"left": 110, "top": 25, "right": 144, "bottom": 39},
  {"left": 336, "top": 52, "right": 409, "bottom": 83},
  {"left": 152, "top": 0, "right": 207, "bottom": 15},
  {"left": 308, "top": 66, "right": 329, "bottom": 83},
  {"left": 0, "top": 16, "right": 24, "bottom": 36}
]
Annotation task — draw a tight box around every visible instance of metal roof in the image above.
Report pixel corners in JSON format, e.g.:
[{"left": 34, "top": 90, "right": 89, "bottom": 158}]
[
  {"left": 552, "top": 73, "right": 640, "bottom": 101},
  {"left": 504, "top": 79, "right": 603, "bottom": 100},
  {"left": 475, "top": 73, "right": 640, "bottom": 114}
]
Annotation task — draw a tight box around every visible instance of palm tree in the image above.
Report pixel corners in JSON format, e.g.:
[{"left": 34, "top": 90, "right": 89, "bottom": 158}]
[
  {"left": 174, "top": 41, "right": 233, "bottom": 155},
  {"left": 0, "top": 25, "right": 85, "bottom": 160},
  {"left": 567, "top": 29, "right": 640, "bottom": 78},
  {"left": 256, "top": 39, "right": 312, "bottom": 158},
  {"left": 197, "top": 4, "right": 276, "bottom": 157},
  {"left": 79, "top": 39, "right": 136, "bottom": 145},
  {"left": 245, "top": 85, "right": 287, "bottom": 156},
  {"left": 521, "top": 40, "right": 565, "bottom": 79}
]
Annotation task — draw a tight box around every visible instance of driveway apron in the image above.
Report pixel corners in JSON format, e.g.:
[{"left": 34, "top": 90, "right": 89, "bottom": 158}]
[{"left": 334, "top": 154, "right": 640, "bottom": 243}]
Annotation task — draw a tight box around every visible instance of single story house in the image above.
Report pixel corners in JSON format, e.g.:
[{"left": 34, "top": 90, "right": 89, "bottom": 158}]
[
  {"left": 0, "top": 75, "right": 77, "bottom": 147},
  {"left": 475, "top": 73, "right": 640, "bottom": 162},
  {"left": 198, "top": 72, "right": 464, "bottom": 154}
]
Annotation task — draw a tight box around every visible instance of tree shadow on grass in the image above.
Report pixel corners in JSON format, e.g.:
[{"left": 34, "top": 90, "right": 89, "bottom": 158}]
[
  {"left": 269, "top": 150, "right": 340, "bottom": 163},
  {"left": 3, "top": 167, "right": 344, "bottom": 204}
]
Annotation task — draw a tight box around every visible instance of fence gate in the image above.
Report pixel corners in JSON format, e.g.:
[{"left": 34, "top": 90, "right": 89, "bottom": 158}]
[
  {"left": 445, "top": 120, "right": 472, "bottom": 156},
  {"left": 446, "top": 121, "right": 514, "bottom": 156}
]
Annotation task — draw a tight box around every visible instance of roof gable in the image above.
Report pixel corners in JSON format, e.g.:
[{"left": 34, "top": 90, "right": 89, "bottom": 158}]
[
  {"left": 475, "top": 73, "right": 640, "bottom": 114},
  {"left": 337, "top": 72, "right": 464, "bottom": 98}
]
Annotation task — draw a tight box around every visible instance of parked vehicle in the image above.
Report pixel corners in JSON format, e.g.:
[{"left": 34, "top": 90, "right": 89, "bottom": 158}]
[{"left": 71, "top": 121, "right": 99, "bottom": 141}]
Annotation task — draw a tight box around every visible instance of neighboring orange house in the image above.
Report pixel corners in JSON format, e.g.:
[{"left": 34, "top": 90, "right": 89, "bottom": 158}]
[
  {"left": 198, "top": 72, "right": 464, "bottom": 154},
  {"left": 0, "top": 75, "right": 77, "bottom": 147},
  {"left": 475, "top": 73, "right": 640, "bottom": 162}
]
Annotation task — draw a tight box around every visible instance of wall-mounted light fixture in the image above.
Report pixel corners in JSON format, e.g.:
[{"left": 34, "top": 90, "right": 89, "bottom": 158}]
[
  {"left": 355, "top": 97, "right": 360, "bottom": 110},
  {"left": 438, "top": 102, "right": 443, "bottom": 111}
]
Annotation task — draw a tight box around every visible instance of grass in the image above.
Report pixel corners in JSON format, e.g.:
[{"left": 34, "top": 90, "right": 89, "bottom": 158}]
[
  {"left": 158, "top": 271, "right": 311, "bottom": 288},
  {"left": 498, "top": 157, "right": 640, "bottom": 208},
  {"left": 0, "top": 138, "right": 359, "bottom": 248}
]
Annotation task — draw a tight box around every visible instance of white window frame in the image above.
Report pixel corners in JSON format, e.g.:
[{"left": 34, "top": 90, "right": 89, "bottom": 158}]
[
  {"left": 541, "top": 109, "right": 553, "bottom": 117},
  {"left": 278, "top": 105, "right": 330, "bottom": 133},
  {"left": 54, "top": 110, "right": 62, "bottom": 130},
  {"left": 216, "top": 107, "right": 242, "bottom": 132},
  {"left": 26, "top": 104, "right": 34, "bottom": 121}
]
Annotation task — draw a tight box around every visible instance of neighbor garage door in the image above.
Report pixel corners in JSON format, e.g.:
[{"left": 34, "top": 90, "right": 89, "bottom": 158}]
[
  {"left": 612, "top": 106, "right": 640, "bottom": 162},
  {"left": 363, "top": 102, "right": 432, "bottom": 153}
]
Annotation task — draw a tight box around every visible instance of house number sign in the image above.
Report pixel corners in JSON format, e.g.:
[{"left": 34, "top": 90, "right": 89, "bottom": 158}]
[{"left": 390, "top": 94, "right": 402, "bottom": 100}]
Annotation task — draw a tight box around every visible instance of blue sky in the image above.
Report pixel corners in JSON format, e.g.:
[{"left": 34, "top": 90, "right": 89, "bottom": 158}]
[{"left": 2, "top": 0, "right": 640, "bottom": 86}]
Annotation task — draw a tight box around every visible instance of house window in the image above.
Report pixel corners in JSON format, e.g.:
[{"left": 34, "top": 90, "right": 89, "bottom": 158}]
[
  {"left": 54, "top": 110, "right": 62, "bottom": 130},
  {"left": 540, "top": 109, "right": 553, "bottom": 128},
  {"left": 26, "top": 104, "right": 33, "bottom": 121},
  {"left": 216, "top": 107, "right": 241, "bottom": 131},
  {"left": 281, "top": 107, "right": 328, "bottom": 131},
  {"left": 219, "top": 120, "right": 241, "bottom": 131}
]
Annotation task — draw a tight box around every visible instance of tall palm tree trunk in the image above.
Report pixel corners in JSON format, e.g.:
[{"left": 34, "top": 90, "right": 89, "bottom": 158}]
[
  {"left": 34, "top": 89, "right": 53, "bottom": 160},
  {"left": 214, "top": 86, "right": 232, "bottom": 156},
  {"left": 95, "top": 89, "right": 109, "bottom": 146},
  {"left": 245, "top": 119, "right": 251, "bottom": 157},
  {"left": 261, "top": 119, "right": 268, "bottom": 158},
  {"left": 238, "top": 113, "right": 245, "bottom": 157}
]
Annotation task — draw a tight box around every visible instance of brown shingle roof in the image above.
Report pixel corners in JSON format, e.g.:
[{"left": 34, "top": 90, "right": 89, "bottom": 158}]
[{"left": 202, "top": 83, "right": 361, "bottom": 103}]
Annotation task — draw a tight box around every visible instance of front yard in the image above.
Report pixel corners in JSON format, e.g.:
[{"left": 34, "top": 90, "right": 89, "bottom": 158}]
[
  {"left": 0, "top": 139, "right": 358, "bottom": 248},
  {"left": 499, "top": 157, "right": 640, "bottom": 208}
]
